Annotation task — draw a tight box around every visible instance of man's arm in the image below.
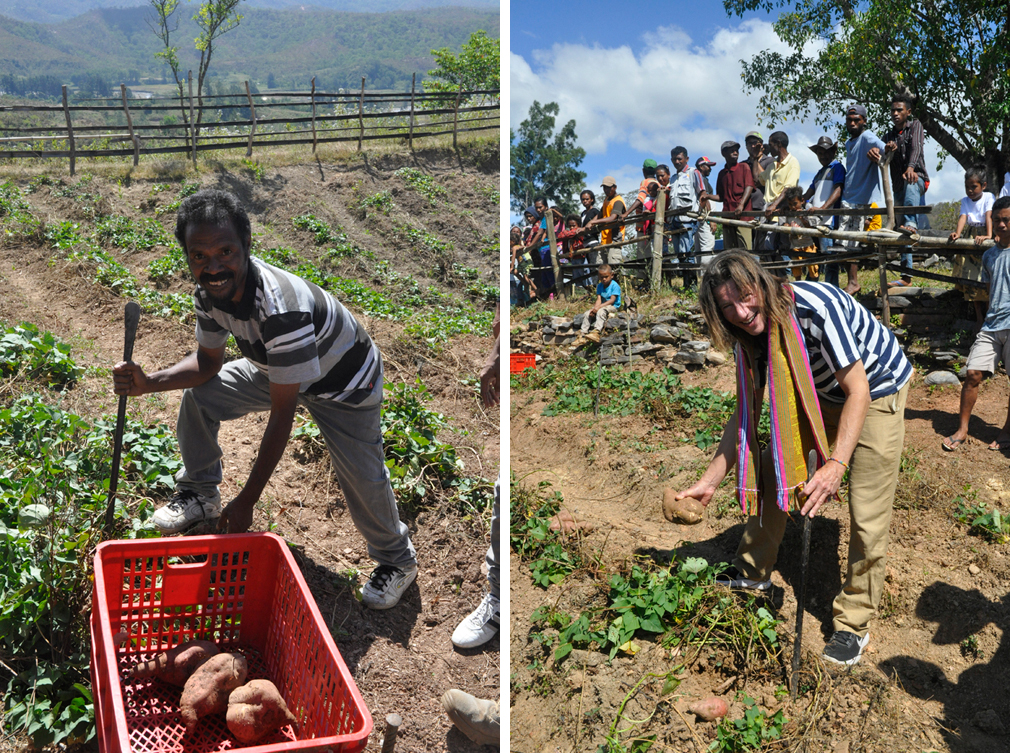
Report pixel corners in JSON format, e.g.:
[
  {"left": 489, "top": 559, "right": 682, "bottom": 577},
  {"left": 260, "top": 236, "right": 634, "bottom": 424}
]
[
  {"left": 674, "top": 412, "right": 739, "bottom": 506},
  {"left": 811, "top": 184, "right": 843, "bottom": 213},
  {"left": 797, "top": 359, "right": 870, "bottom": 517},
  {"left": 113, "top": 344, "right": 225, "bottom": 396},
  {"left": 218, "top": 380, "right": 301, "bottom": 533}
]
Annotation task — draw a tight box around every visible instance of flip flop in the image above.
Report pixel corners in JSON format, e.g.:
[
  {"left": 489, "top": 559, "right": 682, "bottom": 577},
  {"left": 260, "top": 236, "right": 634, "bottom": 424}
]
[
  {"left": 887, "top": 279, "right": 909, "bottom": 288},
  {"left": 988, "top": 439, "right": 1010, "bottom": 451},
  {"left": 942, "top": 436, "right": 966, "bottom": 452},
  {"left": 896, "top": 225, "right": 916, "bottom": 236}
]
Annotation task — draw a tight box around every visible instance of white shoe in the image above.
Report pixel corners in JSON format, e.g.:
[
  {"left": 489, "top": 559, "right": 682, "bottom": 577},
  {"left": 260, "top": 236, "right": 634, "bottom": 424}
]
[
  {"left": 361, "top": 563, "right": 418, "bottom": 609},
  {"left": 152, "top": 488, "right": 221, "bottom": 534},
  {"left": 441, "top": 689, "right": 499, "bottom": 747},
  {"left": 451, "top": 593, "right": 500, "bottom": 649}
]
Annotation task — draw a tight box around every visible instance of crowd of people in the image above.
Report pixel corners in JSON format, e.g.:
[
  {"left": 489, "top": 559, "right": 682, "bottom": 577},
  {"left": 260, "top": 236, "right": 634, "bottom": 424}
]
[{"left": 510, "top": 94, "right": 1010, "bottom": 309}]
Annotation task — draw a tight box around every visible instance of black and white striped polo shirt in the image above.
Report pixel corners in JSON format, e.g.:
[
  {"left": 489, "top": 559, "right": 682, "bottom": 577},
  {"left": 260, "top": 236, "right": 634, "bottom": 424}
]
[
  {"left": 194, "top": 257, "right": 381, "bottom": 403},
  {"left": 790, "top": 282, "right": 912, "bottom": 403}
]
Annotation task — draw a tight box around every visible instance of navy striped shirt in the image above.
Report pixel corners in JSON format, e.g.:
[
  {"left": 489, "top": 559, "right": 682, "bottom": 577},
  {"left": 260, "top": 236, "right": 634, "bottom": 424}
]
[
  {"left": 194, "top": 258, "right": 381, "bottom": 403},
  {"left": 790, "top": 282, "right": 912, "bottom": 403}
]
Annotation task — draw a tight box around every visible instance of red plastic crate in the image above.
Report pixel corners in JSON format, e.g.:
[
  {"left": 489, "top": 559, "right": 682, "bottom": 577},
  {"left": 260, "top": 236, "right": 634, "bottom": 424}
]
[
  {"left": 91, "top": 533, "right": 372, "bottom": 753},
  {"left": 510, "top": 353, "right": 536, "bottom": 374}
]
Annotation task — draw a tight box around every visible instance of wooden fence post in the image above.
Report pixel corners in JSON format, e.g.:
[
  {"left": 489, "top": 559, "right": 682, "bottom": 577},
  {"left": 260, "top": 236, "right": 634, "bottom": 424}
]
[
  {"left": 188, "top": 71, "right": 196, "bottom": 165},
  {"left": 408, "top": 72, "right": 415, "bottom": 150},
  {"left": 61, "top": 85, "right": 76, "bottom": 177},
  {"left": 652, "top": 188, "right": 666, "bottom": 292},
  {"left": 358, "top": 77, "right": 365, "bottom": 151},
  {"left": 452, "top": 84, "right": 462, "bottom": 150},
  {"left": 244, "top": 80, "right": 256, "bottom": 157},
  {"left": 310, "top": 76, "right": 317, "bottom": 153},
  {"left": 120, "top": 84, "right": 139, "bottom": 166},
  {"left": 878, "top": 152, "right": 895, "bottom": 328},
  {"left": 544, "top": 210, "right": 563, "bottom": 301}
]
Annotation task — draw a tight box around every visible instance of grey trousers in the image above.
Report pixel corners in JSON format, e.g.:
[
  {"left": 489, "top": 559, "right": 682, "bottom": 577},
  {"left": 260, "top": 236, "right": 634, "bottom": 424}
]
[
  {"left": 175, "top": 358, "right": 416, "bottom": 569},
  {"left": 487, "top": 476, "right": 500, "bottom": 598}
]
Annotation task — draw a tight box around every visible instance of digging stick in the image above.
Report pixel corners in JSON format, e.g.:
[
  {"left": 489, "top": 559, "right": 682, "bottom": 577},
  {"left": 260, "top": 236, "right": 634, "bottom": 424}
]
[
  {"left": 104, "top": 302, "right": 141, "bottom": 533},
  {"left": 791, "top": 449, "right": 817, "bottom": 699}
]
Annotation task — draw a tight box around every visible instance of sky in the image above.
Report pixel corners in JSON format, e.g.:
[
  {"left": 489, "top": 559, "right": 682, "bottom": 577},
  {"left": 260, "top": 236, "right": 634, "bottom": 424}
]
[{"left": 509, "top": 1, "right": 967, "bottom": 219}]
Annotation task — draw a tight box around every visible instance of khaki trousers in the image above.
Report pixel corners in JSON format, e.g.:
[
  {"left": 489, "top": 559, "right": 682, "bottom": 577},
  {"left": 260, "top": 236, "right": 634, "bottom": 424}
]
[
  {"left": 722, "top": 224, "right": 752, "bottom": 251},
  {"left": 733, "top": 381, "right": 908, "bottom": 636}
]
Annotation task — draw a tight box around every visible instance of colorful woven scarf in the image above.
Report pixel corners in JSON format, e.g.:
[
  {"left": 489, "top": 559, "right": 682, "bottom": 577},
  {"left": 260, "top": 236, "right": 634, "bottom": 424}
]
[{"left": 735, "top": 291, "right": 830, "bottom": 515}]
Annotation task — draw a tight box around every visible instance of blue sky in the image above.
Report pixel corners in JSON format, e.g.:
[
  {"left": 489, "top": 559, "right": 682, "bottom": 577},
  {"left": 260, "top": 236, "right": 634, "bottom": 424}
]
[{"left": 509, "top": 1, "right": 966, "bottom": 217}]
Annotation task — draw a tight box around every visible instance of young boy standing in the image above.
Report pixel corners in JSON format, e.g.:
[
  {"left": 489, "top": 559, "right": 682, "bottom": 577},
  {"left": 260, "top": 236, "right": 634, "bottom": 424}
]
[
  {"left": 706, "top": 140, "right": 755, "bottom": 249},
  {"left": 574, "top": 265, "right": 622, "bottom": 345},
  {"left": 942, "top": 196, "right": 1010, "bottom": 452}
]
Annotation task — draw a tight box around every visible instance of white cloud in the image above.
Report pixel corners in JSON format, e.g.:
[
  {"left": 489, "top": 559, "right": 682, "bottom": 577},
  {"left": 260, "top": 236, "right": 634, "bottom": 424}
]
[{"left": 511, "top": 19, "right": 966, "bottom": 203}]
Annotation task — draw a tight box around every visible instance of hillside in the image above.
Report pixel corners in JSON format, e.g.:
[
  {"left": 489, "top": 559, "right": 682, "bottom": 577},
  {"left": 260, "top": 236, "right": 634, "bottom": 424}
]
[
  {"left": 0, "top": 5, "right": 499, "bottom": 91},
  {"left": 0, "top": 0, "right": 497, "bottom": 25}
]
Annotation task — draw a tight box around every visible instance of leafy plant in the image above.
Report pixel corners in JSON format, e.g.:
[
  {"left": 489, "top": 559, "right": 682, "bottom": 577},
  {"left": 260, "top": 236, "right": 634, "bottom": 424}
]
[
  {"left": 394, "top": 167, "right": 447, "bottom": 205},
  {"left": 953, "top": 499, "right": 1010, "bottom": 543},
  {"left": 960, "top": 634, "right": 981, "bottom": 659},
  {"left": 510, "top": 479, "right": 583, "bottom": 588},
  {"left": 359, "top": 190, "right": 393, "bottom": 215},
  {"left": 292, "top": 214, "right": 360, "bottom": 257},
  {"left": 0, "top": 323, "right": 81, "bottom": 387},
  {"left": 710, "top": 695, "right": 785, "bottom": 752}
]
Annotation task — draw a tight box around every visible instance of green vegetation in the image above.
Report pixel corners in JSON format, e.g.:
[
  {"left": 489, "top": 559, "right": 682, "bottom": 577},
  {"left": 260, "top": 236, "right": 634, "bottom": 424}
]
[
  {"left": 711, "top": 695, "right": 786, "bottom": 752},
  {"left": 0, "top": 330, "right": 177, "bottom": 747},
  {"left": 395, "top": 167, "right": 447, "bottom": 205},
  {"left": 953, "top": 498, "right": 1010, "bottom": 543},
  {"left": 424, "top": 29, "right": 500, "bottom": 106},
  {"left": 0, "top": 322, "right": 81, "bottom": 387},
  {"left": 292, "top": 214, "right": 362, "bottom": 259},
  {"left": 510, "top": 480, "right": 583, "bottom": 587},
  {"left": 513, "top": 361, "right": 736, "bottom": 449}
]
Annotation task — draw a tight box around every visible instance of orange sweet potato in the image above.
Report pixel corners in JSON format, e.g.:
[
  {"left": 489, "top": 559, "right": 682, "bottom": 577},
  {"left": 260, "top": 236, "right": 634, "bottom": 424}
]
[
  {"left": 179, "top": 652, "right": 249, "bottom": 733},
  {"left": 226, "top": 679, "right": 298, "bottom": 744},
  {"left": 131, "top": 640, "right": 220, "bottom": 686}
]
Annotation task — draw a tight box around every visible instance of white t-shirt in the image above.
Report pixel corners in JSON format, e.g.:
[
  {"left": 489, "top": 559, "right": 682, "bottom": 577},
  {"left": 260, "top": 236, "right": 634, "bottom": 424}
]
[
  {"left": 960, "top": 192, "right": 995, "bottom": 228},
  {"left": 1000, "top": 172, "right": 1010, "bottom": 199}
]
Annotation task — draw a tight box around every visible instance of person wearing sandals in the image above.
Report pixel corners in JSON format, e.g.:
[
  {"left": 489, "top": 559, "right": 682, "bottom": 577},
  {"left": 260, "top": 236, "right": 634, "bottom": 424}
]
[
  {"left": 941, "top": 196, "right": 1010, "bottom": 454},
  {"left": 670, "top": 250, "right": 912, "bottom": 666}
]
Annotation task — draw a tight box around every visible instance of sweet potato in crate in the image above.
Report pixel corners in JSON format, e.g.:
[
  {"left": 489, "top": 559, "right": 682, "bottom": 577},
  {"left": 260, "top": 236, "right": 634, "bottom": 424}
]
[{"left": 90, "top": 533, "right": 372, "bottom": 753}]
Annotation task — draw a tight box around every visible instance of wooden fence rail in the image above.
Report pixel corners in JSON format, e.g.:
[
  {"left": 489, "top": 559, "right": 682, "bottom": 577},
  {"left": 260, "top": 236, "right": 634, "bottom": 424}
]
[{"left": 0, "top": 79, "right": 500, "bottom": 174}]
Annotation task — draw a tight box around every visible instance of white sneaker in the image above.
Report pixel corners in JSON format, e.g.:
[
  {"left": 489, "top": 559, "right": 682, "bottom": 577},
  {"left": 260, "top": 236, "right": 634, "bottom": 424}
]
[
  {"left": 441, "top": 689, "right": 499, "bottom": 747},
  {"left": 152, "top": 488, "right": 221, "bottom": 534},
  {"left": 361, "top": 563, "right": 417, "bottom": 610},
  {"left": 452, "top": 593, "right": 500, "bottom": 649}
]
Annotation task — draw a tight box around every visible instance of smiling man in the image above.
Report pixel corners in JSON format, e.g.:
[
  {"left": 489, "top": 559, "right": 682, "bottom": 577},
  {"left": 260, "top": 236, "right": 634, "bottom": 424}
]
[{"left": 112, "top": 189, "right": 418, "bottom": 610}]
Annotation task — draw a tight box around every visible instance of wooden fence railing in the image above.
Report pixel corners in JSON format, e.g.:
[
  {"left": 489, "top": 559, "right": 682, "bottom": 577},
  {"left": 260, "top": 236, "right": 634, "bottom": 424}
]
[{"left": 0, "top": 75, "right": 500, "bottom": 175}]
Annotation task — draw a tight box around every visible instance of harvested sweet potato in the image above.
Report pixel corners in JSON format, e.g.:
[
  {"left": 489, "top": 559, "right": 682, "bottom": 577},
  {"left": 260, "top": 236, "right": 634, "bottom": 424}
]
[
  {"left": 179, "top": 652, "right": 248, "bottom": 733},
  {"left": 689, "top": 696, "right": 729, "bottom": 721},
  {"left": 131, "top": 640, "right": 220, "bottom": 687},
  {"left": 227, "top": 679, "right": 298, "bottom": 744},
  {"left": 663, "top": 489, "right": 705, "bottom": 525}
]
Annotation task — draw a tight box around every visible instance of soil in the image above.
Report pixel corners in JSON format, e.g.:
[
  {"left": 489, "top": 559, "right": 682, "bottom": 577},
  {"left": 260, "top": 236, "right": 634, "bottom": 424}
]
[
  {"left": 0, "top": 146, "right": 499, "bottom": 752},
  {"left": 510, "top": 309, "right": 1010, "bottom": 753}
]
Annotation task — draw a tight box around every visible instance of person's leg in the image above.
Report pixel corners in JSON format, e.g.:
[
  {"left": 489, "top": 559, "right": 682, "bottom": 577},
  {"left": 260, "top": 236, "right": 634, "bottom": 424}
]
[
  {"left": 830, "top": 382, "right": 908, "bottom": 637},
  {"left": 838, "top": 204, "right": 862, "bottom": 294},
  {"left": 677, "top": 221, "right": 698, "bottom": 288},
  {"left": 303, "top": 374, "right": 416, "bottom": 571},
  {"left": 723, "top": 224, "right": 740, "bottom": 250},
  {"left": 487, "top": 476, "right": 500, "bottom": 598},
  {"left": 823, "top": 241, "right": 840, "bottom": 287},
  {"left": 451, "top": 476, "right": 501, "bottom": 649},
  {"left": 947, "top": 331, "right": 999, "bottom": 446},
  {"left": 579, "top": 308, "right": 594, "bottom": 334},
  {"left": 594, "top": 305, "right": 617, "bottom": 331},
  {"left": 733, "top": 448, "right": 790, "bottom": 581},
  {"left": 175, "top": 359, "right": 273, "bottom": 497}
]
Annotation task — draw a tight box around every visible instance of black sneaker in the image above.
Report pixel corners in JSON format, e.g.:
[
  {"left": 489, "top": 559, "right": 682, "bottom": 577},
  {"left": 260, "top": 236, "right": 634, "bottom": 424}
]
[
  {"left": 822, "top": 630, "right": 869, "bottom": 666},
  {"left": 715, "top": 566, "right": 772, "bottom": 592}
]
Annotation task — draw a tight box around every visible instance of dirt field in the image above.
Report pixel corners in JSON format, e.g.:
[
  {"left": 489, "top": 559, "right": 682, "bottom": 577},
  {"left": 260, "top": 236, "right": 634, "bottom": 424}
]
[
  {"left": 0, "top": 143, "right": 499, "bottom": 752},
  {"left": 510, "top": 295, "right": 1010, "bottom": 753}
]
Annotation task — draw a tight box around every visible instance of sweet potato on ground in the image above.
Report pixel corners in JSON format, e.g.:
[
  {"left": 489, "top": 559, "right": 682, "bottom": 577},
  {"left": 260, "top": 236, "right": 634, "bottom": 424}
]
[
  {"left": 131, "top": 640, "right": 220, "bottom": 686},
  {"left": 179, "top": 652, "right": 249, "bottom": 733},
  {"left": 227, "top": 679, "right": 298, "bottom": 744}
]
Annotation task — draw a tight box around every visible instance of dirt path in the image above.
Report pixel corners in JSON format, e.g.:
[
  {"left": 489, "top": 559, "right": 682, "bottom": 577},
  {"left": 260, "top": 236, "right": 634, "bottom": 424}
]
[
  {"left": 0, "top": 150, "right": 499, "bottom": 752},
  {"left": 510, "top": 346, "right": 1010, "bottom": 753}
]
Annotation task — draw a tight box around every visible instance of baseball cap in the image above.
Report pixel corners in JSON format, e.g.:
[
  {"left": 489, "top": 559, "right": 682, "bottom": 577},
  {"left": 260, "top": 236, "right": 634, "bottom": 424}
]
[
  {"left": 601, "top": 176, "right": 617, "bottom": 187},
  {"left": 643, "top": 158, "right": 658, "bottom": 169},
  {"left": 846, "top": 104, "right": 868, "bottom": 118},
  {"left": 744, "top": 130, "right": 763, "bottom": 141},
  {"left": 721, "top": 140, "right": 740, "bottom": 153},
  {"left": 810, "top": 136, "right": 838, "bottom": 152},
  {"left": 696, "top": 156, "right": 717, "bottom": 167}
]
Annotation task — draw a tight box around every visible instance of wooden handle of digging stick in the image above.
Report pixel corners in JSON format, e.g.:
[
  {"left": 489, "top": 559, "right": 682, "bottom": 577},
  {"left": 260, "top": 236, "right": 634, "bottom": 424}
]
[
  {"left": 791, "top": 449, "right": 818, "bottom": 698},
  {"left": 104, "top": 302, "right": 141, "bottom": 532}
]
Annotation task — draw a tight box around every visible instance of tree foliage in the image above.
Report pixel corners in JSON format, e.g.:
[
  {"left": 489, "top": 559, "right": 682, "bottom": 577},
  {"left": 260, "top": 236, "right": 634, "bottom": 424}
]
[
  {"left": 726, "top": 0, "right": 1010, "bottom": 183},
  {"left": 510, "top": 101, "right": 587, "bottom": 216},
  {"left": 424, "top": 29, "right": 499, "bottom": 106}
]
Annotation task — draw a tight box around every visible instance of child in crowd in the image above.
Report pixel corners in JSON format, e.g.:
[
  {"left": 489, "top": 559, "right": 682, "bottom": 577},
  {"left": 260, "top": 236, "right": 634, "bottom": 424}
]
[
  {"left": 780, "top": 186, "right": 819, "bottom": 281},
  {"left": 573, "top": 264, "right": 621, "bottom": 346},
  {"left": 941, "top": 195, "right": 1010, "bottom": 452},
  {"left": 949, "top": 166, "right": 994, "bottom": 326},
  {"left": 556, "top": 214, "right": 592, "bottom": 289},
  {"left": 510, "top": 226, "right": 537, "bottom": 306}
]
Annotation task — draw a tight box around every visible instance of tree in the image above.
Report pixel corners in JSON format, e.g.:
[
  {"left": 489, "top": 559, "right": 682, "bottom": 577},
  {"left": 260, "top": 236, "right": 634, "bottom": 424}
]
[
  {"left": 148, "top": 0, "right": 245, "bottom": 146},
  {"left": 725, "top": 0, "right": 1010, "bottom": 185},
  {"left": 510, "top": 101, "right": 587, "bottom": 216},
  {"left": 424, "top": 29, "right": 499, "bottom": 107}
]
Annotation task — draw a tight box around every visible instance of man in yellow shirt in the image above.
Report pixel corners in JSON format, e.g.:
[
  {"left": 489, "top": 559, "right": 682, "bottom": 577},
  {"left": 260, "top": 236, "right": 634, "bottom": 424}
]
[{"left": 756, "top": 131, "right": 801, "bottom": 271}]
